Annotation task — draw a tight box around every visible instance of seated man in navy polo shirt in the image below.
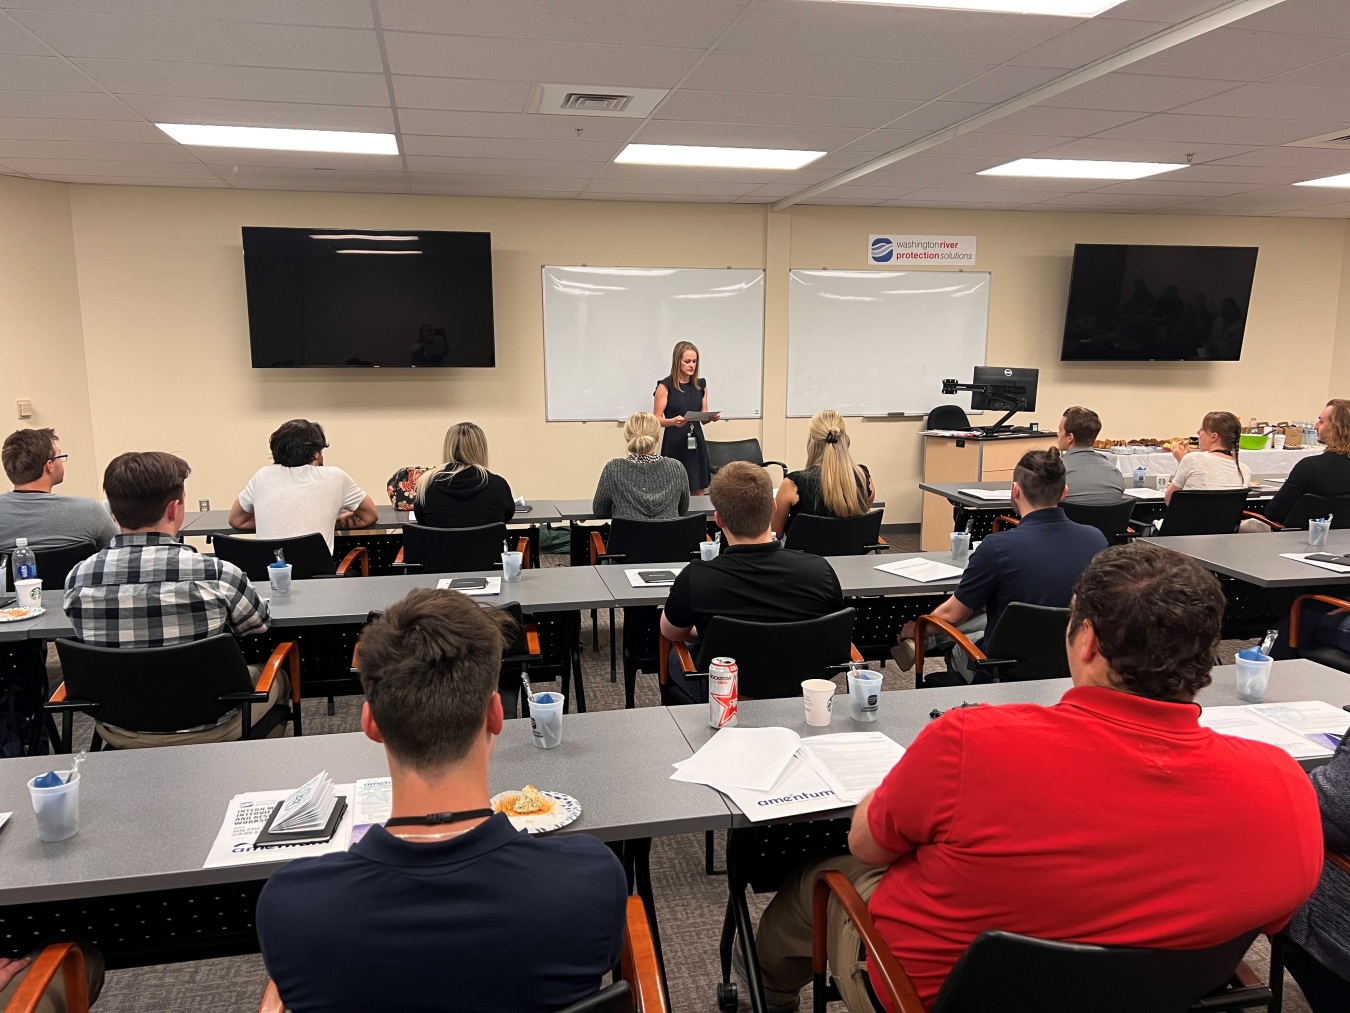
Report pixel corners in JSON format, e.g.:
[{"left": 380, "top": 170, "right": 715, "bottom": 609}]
[
  {"left": 893, "top": 447, "right": 1107, "bottom": 684},
  {"left": 255, "top": 589, "right": 628, "bottom": 1013},
  {"left": 661, "top": 461, "right": 844, "bottom": 703}
]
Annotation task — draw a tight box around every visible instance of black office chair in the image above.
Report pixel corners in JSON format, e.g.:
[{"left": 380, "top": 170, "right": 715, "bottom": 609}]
[
  {"left": 1061, "top": 500, "right": 1138, "bottom": 545},
  {"left": 927, "top": 404, "right": 970, "bottom": 431},
  {"left": 784, "top": 510, "right": 886, "bottom": 556},
  {"left": 661, "top": 608, "right": 860, "bottom": 705},
  {"left": 2, "top": 542, "right": 99, "bottom": 592},
  {"left": 394, "top": 521, "right": 529, "bottom": 573},
  {"left": 1153, "top": 488, "right": 1250, "bottom": 537},
  {"left": 212, "top": 532, "right": 368, "bottom": 580},
  {"left": 1243, "top": 493, "right": 1350, "bottom": 532},
  {"left": 706, "top": 438, "right": 788, "bottom": 481},
  {"left": 46, "top": 636, "right": 301, "bottom": 752},
  {"left": 915, "top": 603, "right": 1070, "bottom": 685},
  {"left": 812, "top": 871, "right": 1272, "bottom": 1013}
]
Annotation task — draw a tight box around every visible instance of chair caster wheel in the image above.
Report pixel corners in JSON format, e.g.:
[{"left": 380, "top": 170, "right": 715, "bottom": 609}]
[{"left": 717, "top": 981, "right": 738, "bottom": 1010}]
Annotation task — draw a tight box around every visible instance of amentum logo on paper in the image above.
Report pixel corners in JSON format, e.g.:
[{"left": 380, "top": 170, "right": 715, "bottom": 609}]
[{"left": 867, "top": 235, "right": 977, "bottom": 267}]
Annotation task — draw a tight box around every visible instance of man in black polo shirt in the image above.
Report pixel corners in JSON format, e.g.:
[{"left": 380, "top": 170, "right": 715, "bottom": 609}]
[
  {"left": 893, "top": 447, "right": 1107, "bottom": 685},
  {"left": 256, "top": 589, "right": 627, "bottom": 1013},
  {"left": 661, "top": 461, "right": 844, "bottom": 702}
]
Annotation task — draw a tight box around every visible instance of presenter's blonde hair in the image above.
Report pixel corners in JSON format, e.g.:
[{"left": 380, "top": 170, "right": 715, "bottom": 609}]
[
  {"left": 414, "top": 422, "right": 491, "bottom": 504},
  {"left": 804, "top": 409, "right": 869, "bottom": 518},
  {"left": 669, "top": 341, "right": 700, "bottom": 393},
  {"left": 624, "top": 412, "right": 661, "bottom": 456}
]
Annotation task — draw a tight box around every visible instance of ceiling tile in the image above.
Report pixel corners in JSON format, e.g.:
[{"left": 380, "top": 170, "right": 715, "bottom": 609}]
[
  {"left": 1211, "top": 147, "right": 1350, "bottom": 170},
  {"left": 1171, "top": 83, "right": 1350, "bottom": 122},
  {"left": 0, "top": 16, "right": 55, "bottom": 55},
  {"left": 406, "top": 172, "right": 591, "bottom": 190},
  {"left": 391, "top": 76, "right": 532, "bottom": 113},
  {"left": 938, "top": 65, "right": 1064, "bottom": 105},
  {"left": 10, "top": 172, "right": 229, "bottom": 186},
  {"left": 0, "top": 89, "right": 138, "bottom": 119},
  {"left": 404, "top": 154, "right": 606, "bottom": 177},
  {"left": 1032, "top": 136, "right": 1260, "bottom": 163},
  {"left": 595, "top": 161, "right": 785, "bottom": 185},
  {"left": 1010, "top": 16, "right": 1169, "bottom": 69},
  {"left": 402, "top": 134, "right": 622, "bottom": 161},
  {"left": 576, "top": 191, "right": 739, "bottom": 202},
  {"left": 1169, "top": 187, "right": 1344, "bottom": 212},
  {"left": 116, "top": 94, "right": 396, "bottom": 131},
  {"left": 74, "top": 59, "right": 390, "bottom": 106},
  {"left": 930, "top": 132, "right": 1075, "bottom": 157},
  {"left": 0, "top": 116, "right": 168, "bottom": 141},
  {"left": 831, "top": 168, "right": 952, "bottom": 189},
  {"left": 0, "top": 136, "right": 198, "bottom": 161},
  {"left": 377, "top": 0, "right": 742, "bottom": 48},
  {"left": 7, "top": 11, "right": 384, "bottom": 71},
  {"left": 206, "top": 163, "right": 403, "bottom": 183},
  {"left": 910, "top": 185, "right": 1076, "bottom": 202},
  {"left": 416, "top": 186, "right": 580, "bottom": 198},
  {"left": 1086, "top": 178, "right": 1267, "bottom": 196},
  {"left": 0, "top": 55, "right": 97, "bottom": 91},
  {"left": 1122, "top": 28, "right": 1350, "bottom": 81},
  {"left": 862, "top": 151, "right": 1004, "bottom": 175},
  {"left": 926, "top": 172, "right": 1088, "bottom": 192},
  {"left": 230, "top": 178, "right": 409, "bottom": 193},
  {"left": 838, "top": 128, "right": 932, "bottom": 153},
  {"left": 196, "top": 148, "right": 403, "bottom": 170},
  {"left": 1234, "top": 0, "right": 1350, "bottom": 41},
  {"left": 634, "top": 119, "right": 867, "bottom": 150},
  {"left": 582, "top": 177, "right": 759, "bottom": 196},
  {"left": 797, "top": 196, "right": 882, "bottom": 205},
  {"left": 0, "top": 155, "right": 217, "bottom": 177},
  {"left": 1096, "top": 113, "right": 1348, "bottom": 147},
  {"left": 653, "top": 90, "right": 919, "bottom": 129},
  {"left": 1267, "top": 52, "right": 1350, "bottom": 89},
  {"left": 880, "top": 102, "right": 989, "bottom": 132},
  {"left": 1035, "top": 191, "right": 1193, "bottom": 207},
  {"left": 1039, "top": 73, "right": 1240, "bottom": 112},
  {"left": 383, "top": 32, "right": 700, "bottom": 87},
  {"left": 399, "top": 109, "right": 634, "bottom": 141},
  {"left": 1100, "top": 0, "right": 1269, "bottom": 25},
  {"left": 1180, "top": 163, "right": 1322, "bottom": 184},
  {"left": 6, "top": 2, "right": 375, "bottom": 29},
  {"left": 976, "top": 105, "right": 1144, "bottom": 136},
  {"left": 684, "top": 50, "right": 991, "bottom": 102}
]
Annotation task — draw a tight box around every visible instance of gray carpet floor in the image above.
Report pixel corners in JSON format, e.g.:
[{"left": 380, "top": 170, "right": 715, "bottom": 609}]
[{"left": 53, "top": 538, "right": 1313, "bottom": 1012}]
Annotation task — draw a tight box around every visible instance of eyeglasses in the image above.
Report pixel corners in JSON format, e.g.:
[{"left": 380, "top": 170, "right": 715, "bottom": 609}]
[{"left": 48, "top": 454, "right": 68, "bottom": 463}]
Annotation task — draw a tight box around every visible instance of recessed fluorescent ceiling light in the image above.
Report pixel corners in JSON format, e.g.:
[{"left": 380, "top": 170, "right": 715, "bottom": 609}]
[
  {"left": 156, "top": 123, "right": 398, "bottom": 155},
  {"left": 310, "top": 234, "right": 419, "bottom": 240},
  {"left": 336, "top": 249, "right": 422, "bottom": 254},
  {"left": 614, "top": 143, "right": 825, "bottom": 170},
  {"left": 814, "top": 0, "right": 1126, "bottom": 15},
  {"left": 979, "top": 158, "right": 1188, "bottom": 179},
  {"left": 1293, "top": 173, "right": 1350, "bottom": 187}
]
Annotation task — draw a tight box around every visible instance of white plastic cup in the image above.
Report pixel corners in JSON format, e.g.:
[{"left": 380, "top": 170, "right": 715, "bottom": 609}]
[
  {"left": 1309, "top": 518, "right": 1331, "bottom": 548},
  {"left": 1235, "top": 649, "right": 1273, "bottom": 703},
  {"left": 950, "top": 531, "right": 971, "bottom": 562},
  {"left": 28, "top": 770, "right": 80, "bottom": 842},
  {"left": 529, "top": 691, "right": 564, "bottom": 748},
  {"left": 267, "top": 562, "right": 292, "bottom": 596},
  {"left": 700, "top": 540, "right": 720, "bottom": 561},
  {"left": 14, "top": 578, "right": 42, "bottom": 608},
  {"left": 847, "top": 670, "right": 883, "bottom": 723},
  {"left": 501, "top": 551, "right": 523, "bottom": 582},
  {"left": 1274, "top": 433, "right": 1287, "bottom": 450},
  {"left": 802, "top": 679, "right": 836, "bottom": 727}
]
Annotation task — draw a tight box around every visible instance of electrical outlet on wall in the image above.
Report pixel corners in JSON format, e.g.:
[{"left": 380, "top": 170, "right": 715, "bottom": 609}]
[
  {"left": 198, "top": 499, "right": 210, "bottom": 512},
  {"left": 15, "top": 400, "right": 32, "bottom": 419}
]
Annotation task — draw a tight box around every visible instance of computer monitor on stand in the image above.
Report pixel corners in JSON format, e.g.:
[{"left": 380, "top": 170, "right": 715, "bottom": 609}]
[{"left": 941, "top": 367, "right": 1039, "bottom": 435}]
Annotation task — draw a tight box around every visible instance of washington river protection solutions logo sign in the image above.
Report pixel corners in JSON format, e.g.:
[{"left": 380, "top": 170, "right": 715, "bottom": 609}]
[{"left": 868, "top": 235, "right": 977, "bottom": 266}]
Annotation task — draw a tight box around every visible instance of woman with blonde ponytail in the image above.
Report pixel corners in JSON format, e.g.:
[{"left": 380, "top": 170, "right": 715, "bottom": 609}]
[
  {"left": 771, "top": 409, "right": 875, "bottom": 536},
  {"left": 592, "top": 411, "right": 690, "bottom": 520}
]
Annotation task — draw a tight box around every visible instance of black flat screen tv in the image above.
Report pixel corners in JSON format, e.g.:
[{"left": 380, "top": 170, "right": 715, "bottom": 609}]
[
  {"left": 1060, "top": 244, "right": 1258, "bottom": 362},
  {"left": 242, "top": 227, "right": 495, "bottom": 368}
]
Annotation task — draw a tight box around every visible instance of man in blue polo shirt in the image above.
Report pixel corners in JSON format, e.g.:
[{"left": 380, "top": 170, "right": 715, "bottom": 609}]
[
  {"left": 255, "top": 589, "right": 628, "bottom": 1013},
  {"left": 894, "top": 447, "right": 1107, "bottom": 684}
]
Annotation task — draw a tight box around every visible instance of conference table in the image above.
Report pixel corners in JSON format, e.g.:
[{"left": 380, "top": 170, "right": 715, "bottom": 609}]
[
  {"left": 179, "top": 502, "right": 564, "bottom": 537},
  {"left": 1141, "top": 529, "right": 1350, "bottom": 589},
  {"left": 918, "top": 479, "right": 1279, "bottom": 511},
  {"left": 1, "top": 659, "right": 1343, "bottom": 972}
]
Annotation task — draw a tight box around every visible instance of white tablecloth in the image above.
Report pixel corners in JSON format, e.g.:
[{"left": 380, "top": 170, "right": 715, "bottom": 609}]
[{"left": 1103, "top": 446, "right": 1322, "bottom": 479}]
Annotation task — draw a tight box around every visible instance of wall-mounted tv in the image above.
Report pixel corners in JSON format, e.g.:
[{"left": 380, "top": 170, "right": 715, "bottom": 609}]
[
  {"left": 242, "top": 227, "right": 495, "bottom": 368},
  {"left": 1060, "top": 244, "right": 1258, "bottom": 362}
]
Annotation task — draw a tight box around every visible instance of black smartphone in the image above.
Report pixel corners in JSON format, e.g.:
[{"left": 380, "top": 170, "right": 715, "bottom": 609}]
[
  {"left": 638, "top": 570, "right": 678, "bottom": 584},
  {"left": 515, "top": 504, "right": 533, "bottom": 514},
  {"left": 1305, "top": 553, "right": 1350, "bottom": 565},
  {"left": 448, "top": 577, "right": 489, "bottom": 590}
]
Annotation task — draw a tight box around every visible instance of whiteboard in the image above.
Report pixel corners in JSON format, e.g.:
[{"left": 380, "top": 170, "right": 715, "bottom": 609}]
[
  {"left": 543, "top": 266, "right": 764, "bottom": 422},
  {"left": 786, "top": 270, "right": 990, "bottom": 418}
]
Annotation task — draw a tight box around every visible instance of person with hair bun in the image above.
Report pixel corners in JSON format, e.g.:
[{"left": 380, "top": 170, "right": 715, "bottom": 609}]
[
  {"left": 891, "top": 447, "right": 1107, "bottom": 683},
  {"left": 1165, "top": 411, "right": 1251, "bottom": 505},
  {"left": 771, "top": 410, "right": 875, "bottom": 538},
  {"left": 592, "top": 412, "right": 690, "bottom": 521}
]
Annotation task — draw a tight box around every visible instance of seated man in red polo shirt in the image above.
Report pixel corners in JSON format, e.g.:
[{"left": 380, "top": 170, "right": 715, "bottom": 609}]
[{"left": 751, "top": 541, "right": 1324, "bottom": 1013}]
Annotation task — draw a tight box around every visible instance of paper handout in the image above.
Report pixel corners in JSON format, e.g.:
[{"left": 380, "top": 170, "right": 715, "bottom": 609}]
[
  {"left": 626, "top": 565, "right": 686, "bottom": 588},
  {"left": 717, "top": 754, "right": 846, "bottom": 823},
  {"left": 1247, "top": 700, "right": 1349, "bottom": 751},
  {"left": 670, "top": 726, "right": 803, "bottom": 792},
  {"left": 957, "top": 488, "right": 1011, "bottom": 501},
  {"left": 874, "top": 557, "right": 965, "bottom": 583},
  {"left": 351, "top": 776, "right": 392, "bottom": 845},
  {"left": 203, "top": 784, "right": 355, "bottom": 868},
  {"left": 436, "top": 577, "right": 502, "bottom": 596},
  {"left": 798, "top": 732, "right": 906, "bottom": 805},
  {"left": 1198, "top": 707, "right": 1333, "bottom": 760},
  {"left": 1279, "top": 553, "right": 1350, "bottom": 574}
]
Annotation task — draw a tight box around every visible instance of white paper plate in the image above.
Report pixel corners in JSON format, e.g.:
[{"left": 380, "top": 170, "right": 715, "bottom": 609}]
[
  {"left": 491, "top": 790, "right": 580, "bottom": 834},
  {"left": 0, "top": 606, "right": 44, "bottom": 623}
]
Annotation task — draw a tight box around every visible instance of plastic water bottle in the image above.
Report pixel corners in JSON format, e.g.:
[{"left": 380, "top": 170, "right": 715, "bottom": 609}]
[
  {"left": 12, "top": 538, "right": 37, "bottom": 581},
  {"left": 1133, "top": 465, "right": 1147, "bottom": 489}
]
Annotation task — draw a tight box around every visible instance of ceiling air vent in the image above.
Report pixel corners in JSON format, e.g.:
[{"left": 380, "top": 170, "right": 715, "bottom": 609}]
[
  {"left": 1286, "top": 129, "right": 1350, "bottom": 150},
  {"left": 528, "top": 83, "right": 668, "bottom": 118}
]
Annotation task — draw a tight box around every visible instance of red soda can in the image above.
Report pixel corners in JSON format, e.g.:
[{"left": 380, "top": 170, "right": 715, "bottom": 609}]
[{"left": 708, "top": 657, "right": 738, "bottom": 728}]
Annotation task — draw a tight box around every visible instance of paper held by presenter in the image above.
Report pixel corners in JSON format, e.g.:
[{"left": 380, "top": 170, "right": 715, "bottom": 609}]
[{"left": 683, "top": 410, "right": 720, "bottom": 422}]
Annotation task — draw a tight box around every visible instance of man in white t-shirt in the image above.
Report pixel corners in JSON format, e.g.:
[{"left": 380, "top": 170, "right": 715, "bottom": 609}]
[{"left": 229, "top": 420, "right": 378, "bottom": 551}]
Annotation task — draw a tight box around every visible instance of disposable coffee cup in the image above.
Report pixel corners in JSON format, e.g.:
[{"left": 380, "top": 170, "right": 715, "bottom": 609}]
[
  {"left": 700, "top": 540, "right": 720, "bottom": 561},
  {"left": 28, "top": 770, "right": 79, "bottom": 843},
  {"left": 1309, "top": 518, "right": 1332, "bottom": 548},
  {"left": 1155, "top": 476, "right": 1169, "bottom": 491},
  {"left": 267, "top": 562, "right": 292, "bottom": 596},
  {"left": 1235, "top": 648, "right": 1273, "bottom": 703},
  {"left": 1274, "top": 433, "right": 1287, "bottom": 450},
  {"left": 529, "top": 692, "right": 564, "bottom": 748},
  {"left": 847, "top": 670, "right": 882, "bottom": 723},
  {"left": 13, "top": 578, "right": 42, "bottom": 608},
  {"left": 950, "top": 531, "right": 971, "bottom": 563},
  {"left": 502, "top": 551, "right": 523, "bottom": 582},
  {"left": 801, "top": 679, "right": 836, "bottom": 727}
]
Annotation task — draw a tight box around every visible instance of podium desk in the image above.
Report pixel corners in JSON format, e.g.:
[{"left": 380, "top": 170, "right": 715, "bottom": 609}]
[{"left": 920, "top": 431, "right": 1056, "bottom": 550}]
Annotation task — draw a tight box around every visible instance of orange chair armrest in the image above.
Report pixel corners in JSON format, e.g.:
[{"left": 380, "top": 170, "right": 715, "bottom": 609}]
[
  {"left": 1290, "top": 594, "right": 1350, "bottom": 649},
  {"left": 913, "top": 614, "right": 985, "bottom": 678},
  {"left": 1231, "top": 960, "right": 1261, "bottom": 988},
  {"left": 525, "top": 623, "right": 541, "bottom": 657},
  {"left": 257, "top": 980, "right": 284, "bottom": 1013},
  {"left": 992, "top": 515, "right": 1019, "bottom": 532},
  {"left": 812, "top": 871, "right": 924, "bottom": 1013},
  {"left": 1241, "top": 511, "right": 1281, "bottom": 529},
  {"left": 850, "top": 643, "right": 863, "bottom": 663},
  {"left": 394, "top": 546, "right": 404, "bottom": 564},
  {"left": 622, "top": 896, "right": 668, "bottom": 1013},
  {"left": 256, "top": 641, "right": 300, "bottom": 702},
  {"left": 658, "top": 635, "right": 696, "bottom": 686},
  {"left": 336, "top": 546, "right": 369, "bottom": 577},
  {"left": 1327, "top": 850, "right": 1350, "bottom": 876},
  {"left": 516, "top": 535, "right": 532, "bottom": 568},
  {"left": 589, "top": 530, "right": 605, "bottom": 566},
  {"left": 7, "top": 942, "right": 89, "bottom": 1013},
  {"left": 49, "top": 682, "right": 67, "bottom": 703}
]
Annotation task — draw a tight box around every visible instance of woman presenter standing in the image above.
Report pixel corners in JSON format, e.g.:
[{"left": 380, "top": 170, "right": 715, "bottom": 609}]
[{"left": 654, "top": 341, "right": 720, "bottom": 494}]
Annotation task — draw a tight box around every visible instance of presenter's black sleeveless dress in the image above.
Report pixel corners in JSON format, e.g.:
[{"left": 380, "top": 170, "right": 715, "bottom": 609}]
[{"left": 656, "top": 376, "right": 710, "bottom": 492}]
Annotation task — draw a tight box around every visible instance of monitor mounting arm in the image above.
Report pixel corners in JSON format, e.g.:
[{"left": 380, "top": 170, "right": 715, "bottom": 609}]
[{"left": 941, "top": 379, "right": 1029, "bottom": 431}]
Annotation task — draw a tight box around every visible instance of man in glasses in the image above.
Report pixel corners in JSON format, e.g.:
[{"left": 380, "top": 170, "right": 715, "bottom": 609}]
[{"left": 0, "top": 427, "right": 117, "bottom": 555}]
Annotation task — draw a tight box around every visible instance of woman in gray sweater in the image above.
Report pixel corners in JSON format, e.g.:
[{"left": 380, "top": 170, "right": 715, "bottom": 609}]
[{"left": 593, "top": 412, "right": 690, "bottom": 520}]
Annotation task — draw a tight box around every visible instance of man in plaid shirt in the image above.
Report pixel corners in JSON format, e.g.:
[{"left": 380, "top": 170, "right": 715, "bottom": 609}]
[{"left": 63, "top": 451, "right": 278, "bottom": 747}]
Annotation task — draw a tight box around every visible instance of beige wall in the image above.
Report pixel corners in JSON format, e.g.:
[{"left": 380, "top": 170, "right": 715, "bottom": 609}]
[
  {"left": 6, "top": 179, "right": 1345, "bottom": 524},
  {"left": 0, "top": 175, "right": 97, "bottom": 496}
]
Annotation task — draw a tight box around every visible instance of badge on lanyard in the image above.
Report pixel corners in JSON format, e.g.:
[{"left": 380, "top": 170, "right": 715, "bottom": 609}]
[{"left": 687, "top": 429, "right": 697, "bottom": 451}]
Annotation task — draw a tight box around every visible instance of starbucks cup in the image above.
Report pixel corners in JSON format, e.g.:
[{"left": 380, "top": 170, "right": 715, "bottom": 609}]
[{"left": 801, "top": 679, "right": 836, "bottom": 727}]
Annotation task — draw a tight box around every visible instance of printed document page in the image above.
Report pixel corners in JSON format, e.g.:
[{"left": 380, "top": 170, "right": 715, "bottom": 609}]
[
  {"left": 875, "top": 557, "right": 964, "bottom": 583},
  {"left": 1198, "top": 708, "right": 1332, "bottom": 760},
  {"left": 718, "top": 753, "right": 846, "bottom": 823},
  {"left": 671, "top": 726, "right": 801, "bottom": 792},
  {"left": 798, "top": 732, "right": 906, "bottom": 805},
  {"left": 351, "top": 776, "right": 392, "bottom": 845},
  {"left": 1246, "top": 701, "right": 1349, "bottom": 752},
  {"left": 203, "top": 784, "right": 355, "bottom": 869}
]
